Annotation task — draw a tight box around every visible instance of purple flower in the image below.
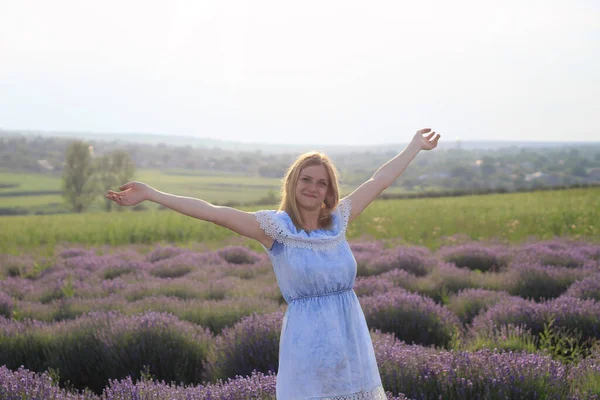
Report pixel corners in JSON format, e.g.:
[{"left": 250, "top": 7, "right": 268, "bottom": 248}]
[{"left": 362, "top": 287, "right": 461, "bottom": 348}]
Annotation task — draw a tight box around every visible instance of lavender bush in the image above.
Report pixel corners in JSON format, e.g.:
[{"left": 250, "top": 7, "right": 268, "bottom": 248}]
[
  {"left": 471, "top": 297, "right": 547, "bottom": 338},
  {"left": 353, "top": 275, "right": 394, "bottom": 297},
  {"left": 58, "top": 247, "right": 97, "bottom": 259},
  {"left": 10, "top": 294, "right": 284, "bottom": 336},
  {"left": 543, "top": 296, "right": 600, "bottom": 345},
  {"left": 145, "top": 245, "right": 192, "bottom": 263},
  {"left": 565, "top": 273, "right": 600, "bottom": 301},
  {"left": 377, "top": 268, "right": 418, "bottom": 292},
  {"left": 217, "top": 246, "right": 262, "bottom": 265},
  {"left": 149, "top": 260, "right": 193, "bottom": 278},
  {"left": 472, "top": 295, "right": 600, "bottom": 348},
  {"left": 414, "top": 262, "right": 478, "bottom": 303},
  {"left": 203, "top": 311, "right": 282, "bottom": 383},
  {"left": 102, "top": 370, "right": 277, "bottom": 400},
  {"left": 0, "top": 276, "right": 35, "bottom": 300},
  {"left": 366, "top": 246, "right": 434, "bottom": 277},
  {"left": 512, "top": 239, "right": 595, "bottom": 269},
  {"left": 361, "top": 288, "right": 461, "bottom": 348},
  {"left": 0, "top": 312, "right": 214, "bottom": 394},
  {"left": 0, "top": 317, "right": 53, "bottom": 374},
  {"left": 125, "top": 296, "right": 285, "bottom": 335},
  {"left": 122, "top": 277, "right": 236, "bottom": 302},
  {"left": 371, "top": 329, "right": 573, "bottom": 399},
  {"left": 568, "top": 348, "right": 600, "bottom": 399},
  {"left": 0, "top": 291, "right": 14, "bottom": 318},
  {"left": 436, "top": 243, "right": 509, "bottom": 272},
  {"left": 0, "top": 365, "right": 92, "bottom": 400},
  {"left": 446, "top": 289, "right": 512, "bottom": 324},
  {"left": 14, "top": 296, "right": 124, "bottom": 322},
  {"left": 503, "top": 262, "right": 588, "bottom": 301},
  {"left": 92, "top": 312, "right": 213, "bottom": 391},
  {"left": 0, "top": 254, "right": 54, "bottom": 280}
]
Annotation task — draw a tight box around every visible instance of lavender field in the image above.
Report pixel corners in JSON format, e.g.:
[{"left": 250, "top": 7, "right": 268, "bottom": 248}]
[{"left": 0, "top": 236, "right": 599, "bottom": 399}]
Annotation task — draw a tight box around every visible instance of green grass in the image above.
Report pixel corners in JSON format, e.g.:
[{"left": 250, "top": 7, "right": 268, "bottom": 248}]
[
  {"left": 0, "top": 187, "right": 597, "bottom": 256},
  {"left": 0, "top": 168, "right": 365, "bottom": 213},
  {"left": 0, "top": 169, "right": 284, "bottom": 203},
  {"left": 0, "top": 170, "right": 63, "bottom": 193},
  {"left": 0, "top": 194, "right": 64, "bottom": 208},
  {"left": 0, "top": 169, "right": 427, "bottom": 215}
]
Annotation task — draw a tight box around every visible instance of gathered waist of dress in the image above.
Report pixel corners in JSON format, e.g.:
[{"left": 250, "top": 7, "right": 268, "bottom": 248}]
[{"left": 289, "top": 288, "right": 354, "bottom": 302}]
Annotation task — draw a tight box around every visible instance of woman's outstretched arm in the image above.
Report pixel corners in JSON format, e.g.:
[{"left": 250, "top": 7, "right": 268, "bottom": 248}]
[
  {"left": 343, "top": 128, "right": 440, "bottom": 223},
  {"left": 106, "top": 182, "right": 274, "bottom": 248}
]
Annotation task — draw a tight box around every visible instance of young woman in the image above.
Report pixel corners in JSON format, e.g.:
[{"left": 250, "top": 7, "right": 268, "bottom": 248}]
[{"left": 106, "top": 128, "right": 440, "bottom": 399}]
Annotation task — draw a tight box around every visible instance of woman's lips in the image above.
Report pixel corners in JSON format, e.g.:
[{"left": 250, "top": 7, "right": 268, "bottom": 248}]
[{"left": 303, "top": 194, "right": 317, "bottom": 198}]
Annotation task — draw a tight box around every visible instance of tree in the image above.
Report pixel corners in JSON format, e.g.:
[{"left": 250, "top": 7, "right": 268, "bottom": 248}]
[
  {"left": 93, "top": 154, "right": 119, "bottom": 212},
  {"left": 62, "top": 140, "right": 96, "bottom": 213},
  {"left": 93, "top": 150, "right": 136, "bottom": 212},
  {"left": 481, "top": 156, "right": 496, "bottom": 177},
  {"left": 570, "top": 164, "right": 588, "bottom": 178},
  {"left": 110, "top": 150, "right": 136, "bottom": 188},
  {"left": 450, "top": 165, "right": 476, "bottom": 180}
]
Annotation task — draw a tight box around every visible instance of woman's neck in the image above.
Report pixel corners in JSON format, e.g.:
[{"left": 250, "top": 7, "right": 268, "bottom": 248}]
[{"left": 298, "top": 206, "right": 321, "bottom": 231}]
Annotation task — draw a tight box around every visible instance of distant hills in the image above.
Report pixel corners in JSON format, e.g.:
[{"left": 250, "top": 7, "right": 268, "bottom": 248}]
[{"left": 1, "top": 128, "right": 597, "bottom": 154}]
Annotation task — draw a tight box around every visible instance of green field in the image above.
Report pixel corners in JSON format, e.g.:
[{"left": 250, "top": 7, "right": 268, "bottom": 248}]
[
  {"left": 0, "top": 169, "right": 286, "bottom": 212},
  {"left": 0, "top": 186, "right": 597, "bottom": 256},
  {"left": 0, "top": 169, "right": 420, "bottom": 213}
]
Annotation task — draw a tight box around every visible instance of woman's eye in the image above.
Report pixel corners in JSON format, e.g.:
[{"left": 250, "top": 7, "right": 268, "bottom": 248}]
[{"left": 319, "top": 182, "right": 327, "bottom": 187}]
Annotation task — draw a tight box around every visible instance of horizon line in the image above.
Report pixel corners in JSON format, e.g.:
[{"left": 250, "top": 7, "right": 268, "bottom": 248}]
[{"left": 1, "top": 128, "right": 599, "bottom": 146}]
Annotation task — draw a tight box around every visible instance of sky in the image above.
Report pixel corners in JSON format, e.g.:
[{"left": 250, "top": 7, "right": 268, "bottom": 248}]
[{"left": 1, "top": 0, "right": 599, "bottom": 145}]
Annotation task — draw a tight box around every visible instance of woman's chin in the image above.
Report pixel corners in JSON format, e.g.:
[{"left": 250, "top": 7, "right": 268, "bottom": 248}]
[{"left": 298, "top": 200, "right": 321, "bottom": 211}]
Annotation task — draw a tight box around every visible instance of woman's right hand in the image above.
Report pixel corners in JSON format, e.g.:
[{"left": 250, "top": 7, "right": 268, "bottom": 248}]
[{"left": 105, "top": 181, "right": 153, "bottom": 207}]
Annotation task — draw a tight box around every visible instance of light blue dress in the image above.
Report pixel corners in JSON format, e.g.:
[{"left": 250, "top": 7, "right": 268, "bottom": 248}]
[{"left": 255, "top": 198, "right": 386, "bottom": 400}]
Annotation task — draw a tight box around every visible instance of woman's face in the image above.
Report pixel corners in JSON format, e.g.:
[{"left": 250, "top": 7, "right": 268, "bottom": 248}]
[{"left": 295, "top": 164, "right": 330, "bottom": 211}]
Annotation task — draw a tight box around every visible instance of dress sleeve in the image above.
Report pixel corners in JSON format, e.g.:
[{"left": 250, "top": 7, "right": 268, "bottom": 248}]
[
  {"left": 254, "top": 209, "right": 287, "bottom": 244},
  {"left": 254, "top": 203, "right": 351, "bottom": 251}
]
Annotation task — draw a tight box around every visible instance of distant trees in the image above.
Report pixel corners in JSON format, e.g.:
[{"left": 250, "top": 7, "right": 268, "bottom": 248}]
[
  {"left": 2, "top": 132, "right": 599, "bottom": 213},
  {"left": 62, "top": 140, "right": 135, "bottom": 213},
  {"left": 93, "top": 150, "right": 135, "bottom": 212},
  {"left": 62, "top": 141, "right": 96, "bottom": 213},
  {"left": 480, "top": 156, "right": 496, "bottom": 176}
]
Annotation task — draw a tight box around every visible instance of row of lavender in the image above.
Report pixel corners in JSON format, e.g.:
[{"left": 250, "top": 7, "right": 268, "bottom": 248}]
[
  {"left": 0, "top": 327, "right": 598, "bottom": 399},
  {"left": 1, "top": 238, "right": 598, "bottom": 324},
  {"left": 0, "top": 237, "right": 599, "bottom": 397},
  {"left": 1, "top": 288, "right": 600, "bottom": 394}
]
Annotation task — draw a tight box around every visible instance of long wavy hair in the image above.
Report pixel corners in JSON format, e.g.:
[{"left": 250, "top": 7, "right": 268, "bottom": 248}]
[{"left": 279, "top": 151, "right": 340, "bottom": 231}]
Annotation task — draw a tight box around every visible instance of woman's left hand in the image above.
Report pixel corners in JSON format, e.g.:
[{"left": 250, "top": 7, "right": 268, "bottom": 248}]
[{"left": 412, "top": 128, "right": 441, "bottom": 151}]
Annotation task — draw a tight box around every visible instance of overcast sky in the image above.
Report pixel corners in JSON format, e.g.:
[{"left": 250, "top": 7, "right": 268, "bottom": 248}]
[{"left": 1, "top": 0, "right": 599, "bottom": 145}]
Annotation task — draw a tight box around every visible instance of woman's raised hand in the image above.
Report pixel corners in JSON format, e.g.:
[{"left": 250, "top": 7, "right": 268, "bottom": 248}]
[
  {"left": 105, "top": 181, "right": 153, "bottom": 207},
  {"left": 412, "top": 128, "right": 441, "bottom": 151}
]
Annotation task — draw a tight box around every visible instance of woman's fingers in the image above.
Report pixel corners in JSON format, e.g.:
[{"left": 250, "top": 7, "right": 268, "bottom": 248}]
[{"left": 105, "top": 191, "right": 125, "bottom": 204}]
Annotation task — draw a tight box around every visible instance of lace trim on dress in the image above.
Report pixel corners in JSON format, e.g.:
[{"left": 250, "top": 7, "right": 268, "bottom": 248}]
[
  {"left": 311, "top": 384, "right": 387, "bottom": 400},
  {"left": 255, "top": 198, "right": 352, "bottom": 252}
]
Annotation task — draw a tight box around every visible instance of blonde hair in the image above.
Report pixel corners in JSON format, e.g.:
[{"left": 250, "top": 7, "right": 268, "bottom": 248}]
[{"left": 279, "top": 151, "right": 340, "bottom": 231}]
